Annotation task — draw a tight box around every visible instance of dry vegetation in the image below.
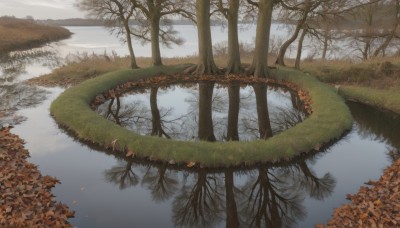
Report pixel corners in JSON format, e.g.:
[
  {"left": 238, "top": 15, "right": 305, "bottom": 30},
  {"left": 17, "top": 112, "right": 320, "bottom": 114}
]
[
  {"left": 321, "top": 159, "right": 400, "bottom": 227},
  {"left": 0, "top": 17, "right": 71, "bottom": 53},
  {"left": 0, "top": 127, "right": 73, "bottom": 227},
  {"left": 302, "top": 57, "right": 400, "bottom": 89}
]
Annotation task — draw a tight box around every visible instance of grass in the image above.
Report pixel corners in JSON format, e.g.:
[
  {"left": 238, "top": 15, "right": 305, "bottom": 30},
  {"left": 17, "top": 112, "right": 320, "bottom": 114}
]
[
  {"left": 339, "top": 86, "right": 400, "bottom": 114},
  {"left": 302, "top": 57, "right": 400, "bottom": 115},
  {"left": 0, "top": 17, "right": 71, "bottom": 53},
  {"left": 28, "top": 52, "right": 255, "bottom": 87},
  {"left": 302, "top": 58, "right": 400, "bottom": 88},
  {"left": 50, "top": 65, "right": 352, "bottom": 167}
]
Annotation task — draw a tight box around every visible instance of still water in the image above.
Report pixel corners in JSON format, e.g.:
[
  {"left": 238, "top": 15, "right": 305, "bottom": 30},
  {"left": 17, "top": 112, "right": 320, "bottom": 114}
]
[
  {"left": 1, "top": 25, "right": 398, "bottom": 227},
  {"left": 95, "top": 83, "right": 306, "bottom": 141}
]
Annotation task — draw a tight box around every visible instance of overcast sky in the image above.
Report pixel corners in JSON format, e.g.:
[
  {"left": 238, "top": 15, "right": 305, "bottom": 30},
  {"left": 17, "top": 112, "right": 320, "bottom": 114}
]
[{"left": 0, "top": 0, "right": 86, "bottom": 19}]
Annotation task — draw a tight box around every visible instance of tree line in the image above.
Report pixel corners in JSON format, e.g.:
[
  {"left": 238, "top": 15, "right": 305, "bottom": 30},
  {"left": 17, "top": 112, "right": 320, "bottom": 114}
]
[{"left": 76, "top": 0, "right": 400, "bottom": 77}]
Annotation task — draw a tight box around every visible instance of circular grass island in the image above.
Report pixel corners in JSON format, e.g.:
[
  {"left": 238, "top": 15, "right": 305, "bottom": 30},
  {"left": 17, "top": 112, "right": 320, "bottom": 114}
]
[{"left": 51, "top": 65, "right": 352, "bottom": 168}]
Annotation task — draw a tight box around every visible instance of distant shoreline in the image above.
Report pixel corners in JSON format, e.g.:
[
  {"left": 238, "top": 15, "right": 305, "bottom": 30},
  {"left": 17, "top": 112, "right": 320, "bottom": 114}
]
[
  {"left": 0, "top": 17, "right": 72, "bottom": 54},
  {"left": 37, "top": 18, "right": 265, "bottom": 27}
]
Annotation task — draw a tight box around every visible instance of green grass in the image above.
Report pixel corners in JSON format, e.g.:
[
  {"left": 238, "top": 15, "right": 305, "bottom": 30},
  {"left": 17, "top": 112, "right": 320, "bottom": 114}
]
[
  {"left": 339, "top": 86, "right": 400, "bottom": 114},
  {"left": 51, "top": 65, "right": 352, "bottom": 167},
  {"left": 302, "top": 58, "right": 400, "bottom": 115}
]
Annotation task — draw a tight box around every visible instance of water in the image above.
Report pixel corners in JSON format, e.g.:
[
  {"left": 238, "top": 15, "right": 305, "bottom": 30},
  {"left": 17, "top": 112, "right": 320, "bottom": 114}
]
[
  {"left": 1, "top": 25, "right": 397, "bottom": 227},
  {"left": 95, "top": 83, "right": 305, "bottom": 141}
]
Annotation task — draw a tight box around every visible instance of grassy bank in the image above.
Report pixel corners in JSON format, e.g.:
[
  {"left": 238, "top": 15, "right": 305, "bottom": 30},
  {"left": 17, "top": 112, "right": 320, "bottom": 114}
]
[
  {"left": 50, "top": 65, "right": 352, "bottom": 167},
  {"left": 302, "top": 58, "right": 400, "bottom": 115},
  {"left": 0, "top": 17, "right": 72, "bottom": 53}
]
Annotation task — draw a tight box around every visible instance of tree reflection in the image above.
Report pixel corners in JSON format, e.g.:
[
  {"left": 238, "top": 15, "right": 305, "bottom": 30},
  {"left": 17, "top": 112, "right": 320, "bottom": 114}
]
[
  {"left": 239, "top": 167, "right": 305, "bottom": 227},
  {"left": 253, "top": 84, "right": 273, "bottom": 139},
  {"left": 97, "top": 96, "right": 149, "bottom": 130},
  {"left": 95, "top": 83, "right": 307, "bottom": 142},
  {"left": 0, "top": 83, "right": 48, "bottom": 126},
  {"left": 226, "top": 83, "right": 240, "bottom": 141},
  {"left": 239, "top": 160, "right": 335, "bottom": 227},
  {"left": 172, "top": 170, "right": 224, "bottom": 227},
  {"left": 348, "top": 101, "right": 400, "bottom": 158},
  {"left": 198, "top": 82, "right": 217, "bottom": 141},
  {"left": 104, "top": 159, "right": 140, "bottom": 190},
  {"left": 0, "top": 46, "right": 60, "bottom": 126},
  {"left": 150, "top": 87, "right": 171, "bottom": 138},
  {"left": 0, "top": 47, "right": 61, "bottom": 82},
  {"left": 141, "top": 164, "right": 179, "bottom": 202},
  {"left": 224, "top": 170, "right": 241, "bottom": 228}
]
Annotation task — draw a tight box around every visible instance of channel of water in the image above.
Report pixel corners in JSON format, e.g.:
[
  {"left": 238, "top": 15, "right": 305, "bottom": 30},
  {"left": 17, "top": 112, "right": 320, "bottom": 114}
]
[{"left": 1, "top": 25, "right": 398, "bottom": 227}]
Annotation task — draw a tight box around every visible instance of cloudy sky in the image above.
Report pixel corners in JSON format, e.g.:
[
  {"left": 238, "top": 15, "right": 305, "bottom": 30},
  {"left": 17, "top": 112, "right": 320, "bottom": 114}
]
[{"left": 0, "top": 0, "right": 86, "bottom": 19}]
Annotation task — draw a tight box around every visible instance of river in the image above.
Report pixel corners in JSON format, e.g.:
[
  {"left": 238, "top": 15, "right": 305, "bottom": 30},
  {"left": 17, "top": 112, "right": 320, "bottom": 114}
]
[{"left": 1, "top": 25, "right": 398, "bottom": 227}]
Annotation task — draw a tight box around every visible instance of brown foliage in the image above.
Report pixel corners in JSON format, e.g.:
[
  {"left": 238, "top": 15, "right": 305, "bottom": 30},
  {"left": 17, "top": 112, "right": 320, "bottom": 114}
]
[
  {"left": 0, "top": 127, "right": 74, "bottom": 227},
  {"left": 0, "top": 17, "right": 71, "bottom": 53},
  {"left": 322, "top": 159, "right": 400, "bottom": 227}
]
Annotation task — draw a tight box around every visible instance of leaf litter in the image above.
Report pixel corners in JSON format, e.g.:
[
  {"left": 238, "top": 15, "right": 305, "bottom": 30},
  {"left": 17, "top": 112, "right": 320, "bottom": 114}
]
[
  {"left": 0, "top": 127, "right": 74, "bottom": 227},
  {"left": 318, "top": 159, "right": 400, "bottom": 227}
]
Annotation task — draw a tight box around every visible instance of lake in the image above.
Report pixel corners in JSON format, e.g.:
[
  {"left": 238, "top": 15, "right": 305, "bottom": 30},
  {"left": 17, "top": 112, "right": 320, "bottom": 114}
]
[{"left": 1, "top": 25, "right": 398, "bottom": 227}]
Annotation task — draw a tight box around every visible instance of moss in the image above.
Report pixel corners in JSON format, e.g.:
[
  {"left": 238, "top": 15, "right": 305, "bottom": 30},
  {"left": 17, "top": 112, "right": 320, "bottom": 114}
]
[{"left": 51, "top": 65, "right": 352, "bottom": 167}]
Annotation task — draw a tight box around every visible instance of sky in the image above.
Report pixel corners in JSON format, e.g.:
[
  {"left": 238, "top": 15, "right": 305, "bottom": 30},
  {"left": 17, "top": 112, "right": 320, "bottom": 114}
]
[{"left": 0, "top": 0, "right": 86, "bottom": 19}]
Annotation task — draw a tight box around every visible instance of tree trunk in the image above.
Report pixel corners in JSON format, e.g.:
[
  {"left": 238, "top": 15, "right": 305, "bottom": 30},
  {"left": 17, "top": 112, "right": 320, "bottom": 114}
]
[
  {"left": 227, "top": 84, "right": 240, "bottom": 141},
  {"left": 123, "top": 20, "right": 139, "bottom": 69},
  {"left": 295, "top": 28, "right": 308, "bottom": 70},
  {"left": 198, "top": 82, "right": 216, "bottom": 141},
  {"left": 321, "top": 35, "right": 329, "bottom": 61},
  {"left": 150, "top": 16, "right": 163, "bottom": 66},
  {"left": 226, "top": 0, "right": 241, "bottom": 74},
  {"left": 275, "top": 14, "right": 309, "bottom": 66},
  {"left": 253, "top": 84, "right": 273, "bottom": 139},
  {"left": 373, "top": 0, "right": 399, "bottom": 58},
  {"left": 194, "top": 0, "right": 219, "bottom": 75},
  {"left": 248, "top": 0, "right": 273, "bottom": 78}
]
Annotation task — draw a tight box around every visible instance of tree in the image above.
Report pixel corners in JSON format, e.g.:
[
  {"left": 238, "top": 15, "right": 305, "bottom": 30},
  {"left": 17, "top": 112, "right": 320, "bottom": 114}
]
[
  {"left": 129, "top": 0, "right": 192, "bottom": 66},
  {"left": 214, "top": 0, "right": 243, "bottom": 74},
  {"left": 76, "top": 0, "right": 139, "bottom": 69},
  {"left": 275, "top": 0, "right": 322, "bottom": 66},
  {"left": 247, "top": 0, "right": 276, "bottom": 78},
  {"left": 294, "top": 25, "right": 308, "bottom": 69},
  {"left": 191, "top": 0, "right": 220, "bottom": 74},
  {"left": 336, "top": 0, "right": 400, "bottom": 59}
]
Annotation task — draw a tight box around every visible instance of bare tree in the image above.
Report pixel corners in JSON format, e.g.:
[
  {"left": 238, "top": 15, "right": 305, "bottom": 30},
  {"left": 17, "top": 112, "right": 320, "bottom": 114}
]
[
  {"left": 189, "top": 0, "right": 221, "bottom": 75},
  {"left": 247, "top": 0, "right": 277, "bottom": 78},
  {"left": 129, "top": 0, "right": 193, "bottom": 66},
  {"left": 213, "top": 0, "right": 243, "bottom": 74},
  {"left": 76, "top": 0, "right": 139, "bottom": 68},
  {"left": 275, "top": 0, "right": 323, "bottom": 66}
]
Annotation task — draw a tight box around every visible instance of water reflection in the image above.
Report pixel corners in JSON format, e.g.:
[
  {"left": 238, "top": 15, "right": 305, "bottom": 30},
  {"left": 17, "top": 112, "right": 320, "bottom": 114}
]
[
  {"left": 96, "top": 83, "right": 306, "bottom": 142},
  {"left": 0, "top": 47, "right": 61, "bottom": 83},
  {"left": 348, "top": 101, "right": 400, "bottom": 163},
  {"left": 0, "top": 47, "right": 60, "bottom": 126},
  {"left": 0, "top": 83, "right": 48, "bottom": 126},
  {"left": 99, "top": 151, "right": 335, "bottom": 227}
]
